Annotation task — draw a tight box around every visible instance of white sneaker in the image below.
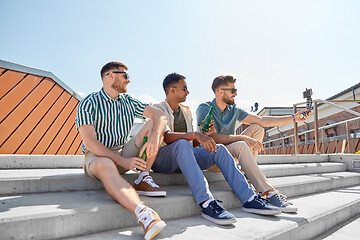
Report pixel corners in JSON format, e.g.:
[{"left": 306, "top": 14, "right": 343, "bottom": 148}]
[{"left": 138, "top": 207, "right": 166, "bottom": 239}]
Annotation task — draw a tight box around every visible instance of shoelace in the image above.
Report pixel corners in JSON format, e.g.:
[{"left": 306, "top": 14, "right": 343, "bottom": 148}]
[
  {"left": 272, "top": 193, "right": 292, "bottom": 207},
  {"left": 254, "top": 194, "right": 269, "bottom": 206},
  {"left": 143, "top": 176, "right": 160, "bottom": 188},
  {"left": 209, "top": 200, "right": 225, "bottom": 213},
  {"left": 137, "top": 207, "right": 155, "bottom": 227}
]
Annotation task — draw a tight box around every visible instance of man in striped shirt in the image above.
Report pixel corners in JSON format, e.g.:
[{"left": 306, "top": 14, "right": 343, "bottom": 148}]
[{"left": 75, "top": 62, "right": 167, "bottom": 239}]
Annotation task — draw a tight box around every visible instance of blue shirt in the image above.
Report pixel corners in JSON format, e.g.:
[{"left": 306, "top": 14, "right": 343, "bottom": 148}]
[{"left": 196, "top": 99, "right": 248, "bottom": 135}]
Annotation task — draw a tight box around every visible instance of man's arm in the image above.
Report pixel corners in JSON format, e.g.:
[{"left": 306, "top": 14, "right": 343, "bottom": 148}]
[
  {"left": 241, "top": 109, "right": 310, "bottom": 127},
  {"left": 141, "top": 105, "right": 167, "bottom": 158},
  {"left": 164, "top": 131, "right": 217, "bottom": 153},
  {"left": 209, "top": 110, "right": 310, "bottom": 152},
  {"left": 78, "top": 124, "right": 146, "bottom": 171},
  {"left": 209, "top": 131, "right": 264, "bottom": 153}
]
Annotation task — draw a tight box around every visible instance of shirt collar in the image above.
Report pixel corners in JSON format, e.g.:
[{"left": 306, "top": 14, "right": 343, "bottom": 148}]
[
  {"left": 164, "top": 100, "right": 174, "bottom": 114},
  {"left": 211, "top": 98, "right": 231, "bottom": 113},
  {"left": 100, "top": 88, "right": 124, "bottom": 102}
]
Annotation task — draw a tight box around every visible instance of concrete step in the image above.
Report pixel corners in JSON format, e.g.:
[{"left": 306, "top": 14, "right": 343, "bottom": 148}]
[
  {"left": 329, "top": 154, "right": 360, "bottom": 172},
  {"left": 257, "top": 154, "right": 330, "bottom": 165},
  {"left": 1, "top": 171, "right": 360, "bottom": 239},
  {"left": 0, "top": 155, "right": 83, "bottom": 169},
  {"left": 314, "top": 214, "right": 360, "bottom": 240},
  {"left": 0, "top": 154, "right": 332, "bottom": 169},
  {"left": 269, "top": 171, "right": 360, "bottom": 198},
  {"left": 64, "top": 185, "right": 360, "bottom": 240},
  {"left": 1, "top": 154, "right": 357, "bottom": 169},
  {"left": 0, "top": 183, "right": 238, "bottom": 240},
  {"left": 260, "top": 162, "right": 347, "bottom": 178},
  {"left": 0, "top": 162, "right": 348, "bottom": 195},
  {"left": 0, "top": 169, "right": 225, "bottom": 195}
]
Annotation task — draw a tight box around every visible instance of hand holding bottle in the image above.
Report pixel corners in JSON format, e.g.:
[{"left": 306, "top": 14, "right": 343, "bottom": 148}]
[{"left": 201, "top": 106, "right": 214, "bottom": 132}]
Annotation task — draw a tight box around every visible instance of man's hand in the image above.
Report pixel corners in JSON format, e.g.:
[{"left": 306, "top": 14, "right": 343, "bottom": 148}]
[
  {"left": 117, "top": 156, "right": 146, "bottom": 172},
  {"left": 195, "top": 132, "right": 217, "bottom": 153},
  {"left": 139, "top": 135, "right": 161, "bottom": 160},
  {"left": 199, "top": 120, "right": 217, "bottom": 136},
  {"left": 294, "top": 109, "right": 311, "bottom": 122},
  {"left": 243, "top": 135, "right": 263, "bottom": 153}
]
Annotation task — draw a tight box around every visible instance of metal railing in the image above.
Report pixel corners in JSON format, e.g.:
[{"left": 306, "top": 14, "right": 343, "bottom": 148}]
[{"left": 263, "top": 100, "right": 360, "bottom": 155}]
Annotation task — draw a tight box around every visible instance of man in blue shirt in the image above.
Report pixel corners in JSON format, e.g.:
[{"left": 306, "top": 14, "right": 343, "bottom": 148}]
[{"left": 196, "top": 75, "right": 310, "bottom": 213}]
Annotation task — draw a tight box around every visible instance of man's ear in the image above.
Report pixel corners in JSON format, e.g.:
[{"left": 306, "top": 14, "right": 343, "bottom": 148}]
[{"left": 169, "top": 87, "right": 176, "bottom": 94}]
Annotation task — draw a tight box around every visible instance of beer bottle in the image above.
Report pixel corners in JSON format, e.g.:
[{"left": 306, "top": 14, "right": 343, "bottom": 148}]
[
  {"left": 136, "top": 136, "right": 148, "bottom": 171},
  {"left": 201, "top": 106, "right": 214, "bottom": 132},
  {"left": 138, "top": 136, "right": 148, "bottom": 160}
]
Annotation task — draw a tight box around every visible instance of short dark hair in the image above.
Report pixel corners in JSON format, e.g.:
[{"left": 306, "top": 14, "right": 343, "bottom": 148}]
[
  {"left": 163, "top": 73, "right": 186, "bottom": 94},
  {"left": 100, "top": 61, "right": 128, "bottom": 79},
  {"left": 211, "top": 75, "right": 236, "bottom": 92}
]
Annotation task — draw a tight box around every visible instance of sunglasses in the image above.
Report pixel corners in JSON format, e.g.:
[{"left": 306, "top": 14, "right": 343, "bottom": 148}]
[
  {"left": 221, "top": 88, "right": 237, "bottom": 94},
  {"left": 106, "top": 71, "right": 130, "bottom": 80},
  {"left": 172, "top": 86, "right": 188, "bottom": 92}
]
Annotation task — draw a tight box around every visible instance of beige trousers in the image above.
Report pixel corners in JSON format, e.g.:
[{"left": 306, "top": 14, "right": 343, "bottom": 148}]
[
  {"left": 83, "top": 136, "right": 140, "bottom": 180},
  {"left": 239, "top": 123, "right": 264, "bottom": 160},
  {"left": 210, "top": 124, "right": 274, "bottom": 193}
]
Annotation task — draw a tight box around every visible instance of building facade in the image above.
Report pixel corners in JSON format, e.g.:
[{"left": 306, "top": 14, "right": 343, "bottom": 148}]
[{"left": 237, "top": 83, "right": 360, "bottom": 155}]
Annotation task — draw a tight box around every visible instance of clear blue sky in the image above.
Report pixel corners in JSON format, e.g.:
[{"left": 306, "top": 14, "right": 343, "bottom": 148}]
[{"left": 1, "top": 0, "right": 359, "bottom": 116}]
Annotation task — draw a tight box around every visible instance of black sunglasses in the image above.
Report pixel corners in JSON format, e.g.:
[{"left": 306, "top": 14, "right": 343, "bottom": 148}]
[
  {"left": 172, "top": 86, "right": 188, "bottom": 92},
  {"left": 221, "top": 88, "right": 237, "bottom": 94},
  {"left": 106, "top": 71, "right": 130, "bottom": 80}
]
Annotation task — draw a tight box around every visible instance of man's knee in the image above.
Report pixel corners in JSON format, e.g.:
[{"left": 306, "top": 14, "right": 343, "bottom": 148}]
[
  {"left": 227, "top": 141, "right": 251, "bottom": 158},
  {"left": 142, "top": 119, "right": 154, "bottom": 129},
  {"left": 173, "top": 139, "right": 192, "bottom": 149},
  {"left": 138, "top": 119, "right": 154, "bottom": 136},
  {"left": 91, "top": 157, "right": 117, "bottom": 174},
  {"left": 214, "top": 144, "right": 238, "bottom": 164},
  {"left": 249, "top": 123, "right": 264, "bottom": 133},
  {"left": 247, "top": 124, "right": 264, "bottom": 141},
  {"left": 134, "top": 119, "right": 155, "bottom": 148},
  {"left": 216, "top": 143, "right": 227, "bottom": 152},
  {"left": 231, "top": 141, "right": 249, "bottom": 150}
]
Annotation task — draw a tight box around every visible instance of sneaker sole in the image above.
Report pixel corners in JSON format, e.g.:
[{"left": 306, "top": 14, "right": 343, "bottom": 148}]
[
  {"left": 144, "top": 220, "right": 166, "bottom": 240},
  {"left": 242, "top": 207, "right": 281, "bottom": 216},
  {"left": 136, "top": 190, "right": 167, "bottom": 197},
  {"left": 201, "top": 213, "right": 236, "bottom": 225},
  {"left": 280, "top": 206, "right": 298, "bottom": 213}
]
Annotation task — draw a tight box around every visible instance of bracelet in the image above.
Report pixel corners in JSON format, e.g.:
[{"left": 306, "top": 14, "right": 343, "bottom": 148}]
[{"left": 292, "top": 114, "right": 296, "bottom": 122}]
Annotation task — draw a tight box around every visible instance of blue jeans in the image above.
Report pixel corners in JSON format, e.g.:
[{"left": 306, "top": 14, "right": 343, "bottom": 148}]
[{"left": 152, "top": 139, "right": 255, "bottom": 205}]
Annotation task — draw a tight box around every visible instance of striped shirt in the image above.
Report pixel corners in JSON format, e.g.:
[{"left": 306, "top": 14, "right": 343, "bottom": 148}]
[{"left": 75, "top": 88, "right": 147, "bottom": 153}]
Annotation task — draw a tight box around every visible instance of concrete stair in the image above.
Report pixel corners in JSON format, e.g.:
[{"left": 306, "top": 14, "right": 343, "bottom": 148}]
[
  {"left": 0, "top": 162, "right": 348, "bottom": 195},
  {"left": 64, "top": 185, "right": 360, "bottom": 240},
  {"left": 314, "top": 214, "right": 360, "bottom": 240},
  {"left": 0, "top": 154, "right": 360, "bottom": 239}
]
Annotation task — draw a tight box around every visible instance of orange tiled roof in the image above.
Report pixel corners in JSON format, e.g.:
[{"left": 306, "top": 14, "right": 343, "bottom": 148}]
[{"left": 0, "top": 60, "right": 82, "bottom": 155}]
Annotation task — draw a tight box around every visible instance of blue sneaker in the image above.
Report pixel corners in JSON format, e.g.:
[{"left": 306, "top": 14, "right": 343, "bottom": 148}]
[
  {"left": 242, "top": 195, "right": 281, "bottom": 216},
  {"left": 201, "top": 200, "right": 236, "bottom": 225},
  {"left": 267, "top": 192, "right": 298, "bottom": 213}
]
